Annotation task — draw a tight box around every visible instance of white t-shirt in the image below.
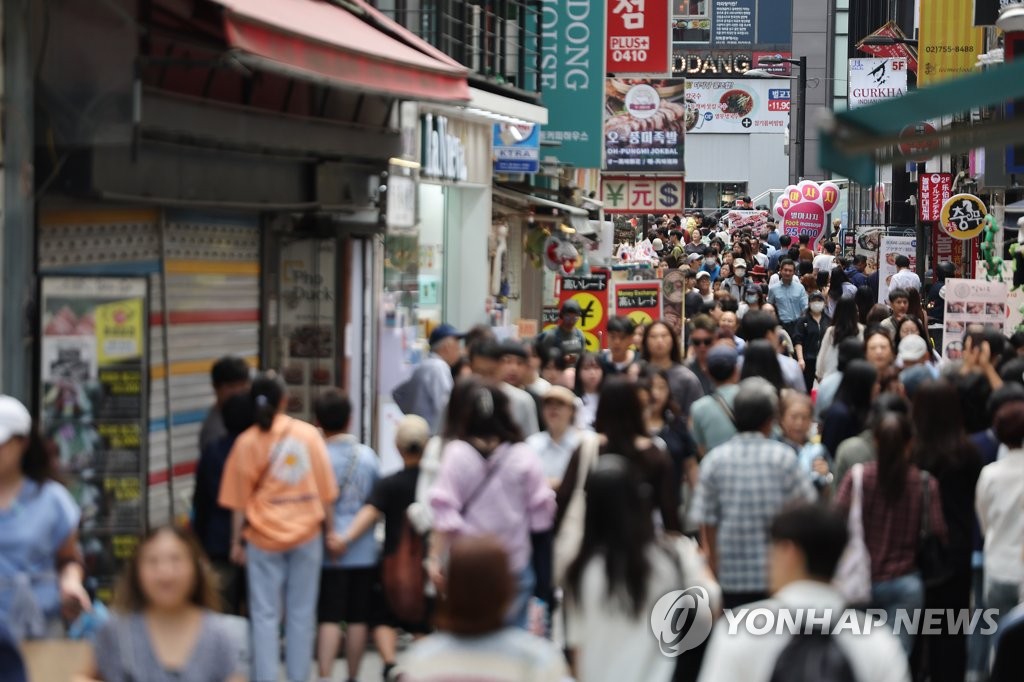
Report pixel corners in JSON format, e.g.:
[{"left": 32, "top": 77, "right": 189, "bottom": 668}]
[{"left": 813, "top": 253, "right": 836, "bottom": 273}]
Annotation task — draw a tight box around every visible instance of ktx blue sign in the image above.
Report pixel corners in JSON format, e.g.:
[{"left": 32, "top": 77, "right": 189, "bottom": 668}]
[{"left": 493, "top": 124, "right": 541, "bottom": 174}]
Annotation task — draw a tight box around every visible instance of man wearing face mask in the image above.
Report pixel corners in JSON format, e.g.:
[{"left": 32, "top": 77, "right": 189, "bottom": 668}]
[
  {"left": 793, "top": 292, "right": 832, "bottom": 392},
  {"left": 721, "top": 258, "right": 751, "bottom": 300},
  {"left": 701, "top": 247, "right": 722, "bottom": 283}
]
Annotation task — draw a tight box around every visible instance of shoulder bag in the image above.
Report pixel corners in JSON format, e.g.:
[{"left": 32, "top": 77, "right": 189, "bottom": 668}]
[
  {"left": 832, "top": 463, "right": 872, "bottom": 605},
  {"left": 553, "top": 431, "right": 601, "bottom": 586}
]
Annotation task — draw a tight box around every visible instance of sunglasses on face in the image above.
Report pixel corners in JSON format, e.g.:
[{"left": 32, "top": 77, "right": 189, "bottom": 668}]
[{"left": 691, "top": 338, "right": 713, "bottom": 347}]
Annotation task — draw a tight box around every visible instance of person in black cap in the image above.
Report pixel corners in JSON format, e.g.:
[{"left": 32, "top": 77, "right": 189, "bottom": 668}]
[
  {"left": 538, "top": 300, "right": 587, "bottom": 366},
  {"left": 392, "top": 323, "right": 463, "bottom": 434}
]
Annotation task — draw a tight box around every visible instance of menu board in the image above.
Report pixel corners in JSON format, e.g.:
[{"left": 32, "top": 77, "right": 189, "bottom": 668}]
[
  {"left": 941, "top": 278, "right": 1007, "bottom": 361},
  {"left": 40, "top": 276, "right": 148, "bottom": 600},
  {"left": 684, "top": 79, "right": 789, "bottom": 134},
  {"left": 604, "top": 78, "right": 686, "bottom": 172},
  {"left": 279, "top": 239, "right": 337, "bottom": 421}
]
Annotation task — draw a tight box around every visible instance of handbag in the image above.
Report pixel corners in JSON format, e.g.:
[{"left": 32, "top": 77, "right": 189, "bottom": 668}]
[
  {"left": 553, "top": 431, "right": 601, "bottom": 586},
  {"left": 832, "top": 463, "right": 872, "bottom": 605},
  {"left": 918, "top": 470, "right": 952, "bottom": 588}
]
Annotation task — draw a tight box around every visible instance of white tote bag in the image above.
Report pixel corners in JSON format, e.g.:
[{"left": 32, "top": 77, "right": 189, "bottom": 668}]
[{"left": 832, "top": 463, "right": 872, "bottom": 605}]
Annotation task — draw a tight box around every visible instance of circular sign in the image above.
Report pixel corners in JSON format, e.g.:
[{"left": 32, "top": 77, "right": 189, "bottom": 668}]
[
  {"left": 939, "top": 193, "right": 987, "bottom": 240},
  {"left": 625, "top": 84, "right": 661, "bottom": 120},
  {"left": 582, "top": 331, "right": 601, "bottom": 352},
  {"left": 898, "top": 122, "right": 939, "bottom": 162},
  {"left": 626, "top": 310, "right": 654, "bottom": 327},
  {"left": 662, "top": 270, "right": 686, "bottom": 303},
  {"left": 566, "top": 293, "right": 603, "bottom": 332}
]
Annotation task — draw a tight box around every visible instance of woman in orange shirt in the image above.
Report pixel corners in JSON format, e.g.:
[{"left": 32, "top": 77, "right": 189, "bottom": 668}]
[{"left": 218, "top": 373, "right": 338, "bottom": 682}]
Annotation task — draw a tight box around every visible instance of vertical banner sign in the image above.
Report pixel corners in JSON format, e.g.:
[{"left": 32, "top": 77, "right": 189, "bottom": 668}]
[
  {"left": 848, "top": 57, "right": 908, "bottom": 109},
  {"left": 493, "top": 123, "right": 541, "bottom": 173},
  {"left": 919, "top": 0, "right": 984, "bottom": 86},
  {"left": 856, "top": 21, "right": 919, "bottom": 73},
  {"left": 601, "top": 176, "right": 685, "bottom": 213},
  {"left": 932, "top": 226, "right": 966, "bottom": 279},
  {"left": 607, "top": 0, "right": 671, "bottom": 74},
  {"left": 877, "top": 235, "right": 918, "bottom": 304},
  {"left": 919, "top": 173, "right": 953, "bottom": 222},
  {"left": 612, "top": 280, "right": 663, "bottom": 327},
  {"left": 40, "top": 276, "right": 148, "bottom": 602},
  {"left": 540, "top": 0, "right": 605, "bottom": 168},
  {"left": 556, "top": 267, "right": 611, "bottom": 351},
  {"left": 604, "top": 78, "right": 686, "bottom": 171},
  {"left": 941, "top": 278, "right": 1008, "bottom": 360},
  {"left": 773, "top": 180, "right": 841, "bottom": 250}
]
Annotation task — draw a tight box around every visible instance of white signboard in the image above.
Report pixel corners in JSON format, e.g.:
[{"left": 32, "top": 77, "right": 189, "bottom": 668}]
[
  {"left": 684, "top": 79, "right": 790, "bottom": 134},
  {"left": 877, "top": 235, "right": 916, "bottom": 304},
  {"left": 941, "top": 278, "right": 1008, "bottom": 361},
  {"left": 849, "top": 57, "right": 908, "bottom": 109}
]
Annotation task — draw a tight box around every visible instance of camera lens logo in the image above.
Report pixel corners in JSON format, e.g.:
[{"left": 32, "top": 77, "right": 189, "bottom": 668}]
[{"left": 650, "top": 587, "right": 714, "bottom": 657}]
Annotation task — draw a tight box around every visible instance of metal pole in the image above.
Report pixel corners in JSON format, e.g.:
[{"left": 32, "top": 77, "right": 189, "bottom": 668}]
[
  {"left": 796, "top": 56, "right": 807, "bottom": 182},
  {"left": 915, "top": 161, "right": 926, "bottom": 280}
]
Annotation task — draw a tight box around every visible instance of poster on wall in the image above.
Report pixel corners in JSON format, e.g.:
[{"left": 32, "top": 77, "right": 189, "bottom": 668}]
[
  {"left": 670, "top": 0, "right": 793, "bottom": 77},
  {"left": 601, "top": 176, "right": 685, "bottom": 213},
  {"left": 848, "top": 57, "right": 908, "bottom": 109},
  {"left": 683, "top": 79, "right": 790, "bottom": 134},
  {"left": 604, "top": 78, "right": 686, "bottom": 172},
  {"left": 612, "top": 280, "right": 663, "bottom": 327},
  {"left": 493, "top": 123, "right": 541, "bottom": 174},
  {"left": 855, "top": 227, "right": 885, "bottom": 273},
  {"left": 279, "top": 240, "right": 336, "bottom": 421},
  {"left": 540, "top": 0, "right": 605, "bottom": 168},
  {"left": 725, "top": 209, "right": 770, "bottom": 232},
  {"left": 661, "top": 268, "right": 686, "bottom": 337},
  {"left": 877, "top": 235, "right": 917, "bottom": 304},
  {"left": 40, "top": 276, "right": 148, "bottom": 600},
  {"left": 555, "top": 267, "right": 610, "bottom": 351},
  {"left": 773, "top": 180, "right": 841, "bottom": 250},
  {"left": 941, "top": 278, "right": 1007, "bottom": 360},
  {"left": 607, "top": 0, "right": 671, "bottom": 74}
]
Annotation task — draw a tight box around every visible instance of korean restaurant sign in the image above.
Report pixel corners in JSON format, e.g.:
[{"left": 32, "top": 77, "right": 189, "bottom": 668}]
[
  {"left": 683, "top": 79, "right": 790, "bottom": 133},
  {"left": 540, "top": 0, "right": 605, "bottom": 168},
  {"left": 604, "top": 79, "right": 686, "bottom": 172},
  {"left": 601, "top": 176, "right": 685, "bottom": 213},
  {"left": 848, "top": 57, "right": 908, "bottom": 109},
  {"left": 919, "top": 0, "right": 984, "bottom": 86},
  {"left": 773, "top": 180, "right": 841, "bottom": 250},
  {"left": 607, "top": 0, "right": 671, "bottom": 75},
  {"left": 919, "top": 173, "right": 952, "bottom": 222},
  {"left": 939, "top": 194, "right": 987, "bottom": 241}
]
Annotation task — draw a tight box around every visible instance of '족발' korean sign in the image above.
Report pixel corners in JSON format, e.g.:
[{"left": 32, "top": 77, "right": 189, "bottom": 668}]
[
  {"left": 602, "top": 176, "right": 685, "bottom": 214},
  {"left": 919, "top": 173, "right": 952, "bottom": 222},
  {"left": 683, "top": 79, "right": 790, "bottom": 134},
  {"left": 604, "top": 78, "right": 686, "bottom": 172},
  {"left": 607, "top": 0, "right": 671, "bottom": 75}
]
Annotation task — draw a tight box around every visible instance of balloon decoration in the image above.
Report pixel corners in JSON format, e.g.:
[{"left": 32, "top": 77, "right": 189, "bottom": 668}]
[
  {"left": 979, "top": 214, "right": 1003, "bottom": 283},
  {"left": 543, "top": 235, "right": 579, "bottom": 276},
  {"left": 773, "top": 180, "right": 841, "bottom": 249}
]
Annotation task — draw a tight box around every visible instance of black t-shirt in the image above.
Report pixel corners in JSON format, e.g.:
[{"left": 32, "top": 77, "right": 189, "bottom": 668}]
[{"left": 367, "top": 466, "right": 420, "bottom": 556}]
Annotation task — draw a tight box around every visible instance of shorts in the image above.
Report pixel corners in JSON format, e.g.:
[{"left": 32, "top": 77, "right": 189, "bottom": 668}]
[
  {"left": 369, "top": 569, "right": 435, "bottom": 634},
  {"left": 317, "top": 566, "right": 376, "bottom": 624}
]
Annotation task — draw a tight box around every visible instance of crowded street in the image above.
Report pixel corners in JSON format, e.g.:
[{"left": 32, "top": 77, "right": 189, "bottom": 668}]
[{"left": 3, "top": 0, "right": 1024, "bottom": 681}]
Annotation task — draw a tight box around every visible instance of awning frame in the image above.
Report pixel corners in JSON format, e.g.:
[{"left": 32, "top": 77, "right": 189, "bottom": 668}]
[{"left": 492, "top": 186, "right": 594, "bottom": 236}]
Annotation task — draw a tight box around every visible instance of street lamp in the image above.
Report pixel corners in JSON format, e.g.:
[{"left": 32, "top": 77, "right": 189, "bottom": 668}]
[
  {"left": 859, "top": 36, "right": 918, "bottom": 47},
  {"left": 758, "top": 55, "right": 807, "bottom": 185}
]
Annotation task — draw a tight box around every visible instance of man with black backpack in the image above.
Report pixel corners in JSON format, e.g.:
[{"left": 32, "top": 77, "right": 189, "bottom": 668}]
[{"left": 697, "top": 504, "right": 909, "bottom": 682}]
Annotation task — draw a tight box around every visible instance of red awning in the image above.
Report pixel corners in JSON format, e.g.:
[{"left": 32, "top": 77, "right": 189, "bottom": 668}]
[{"left": 212, "top": 0, "right": 470, "bottom": 103}]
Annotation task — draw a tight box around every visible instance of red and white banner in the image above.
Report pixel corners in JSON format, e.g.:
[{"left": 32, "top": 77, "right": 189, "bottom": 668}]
[
  {"left": 919, "top": 172, "right": 952, "bottom": 222},
  {"left": 607, "top": 0, "right": 671, "bottom": 75},
  {"left": 602, "top": 176, "right": 684, "bottom": 214}
]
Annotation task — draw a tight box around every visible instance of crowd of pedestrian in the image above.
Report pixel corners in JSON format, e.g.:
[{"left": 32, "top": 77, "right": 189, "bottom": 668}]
[{"left": 2, "top": 217, "right": 1024, "bottom": 682}]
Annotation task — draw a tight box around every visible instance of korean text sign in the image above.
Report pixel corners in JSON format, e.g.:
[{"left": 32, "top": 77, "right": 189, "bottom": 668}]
[
  {"left": 684, "top": 79, "right": 790, "bottom": 134},
  {"left": 540, "top": 0, "right": 605, "bottom": 168},
  {"left": 919, "top": 0, "right": 983, "bottom": 86},
  {"left": 919, "top": 173, "right": 952, "bottom": 222},
  {"left": 604, "top": 78, "right": 686, "bottom": 172},
  {"left": 773, "top": 180, "right": 841, "bottom": 250},
  {"left": 607, "top": 0, "right": 671, "bottom": 74}
]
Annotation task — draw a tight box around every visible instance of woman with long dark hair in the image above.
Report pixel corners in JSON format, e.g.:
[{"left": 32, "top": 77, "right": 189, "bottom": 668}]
[
  {"left": 740, "top": 339, "right": 784, "bottom": 392},
  {"left": 218, "top": 372, "right": 338, "bottom": 682},
  {"left": 78, "top": 526, "right": 244, "bottom": 682},
  {"left": 911, "top": 380, "right": 983, "bottom": 682},
  {"left": 815, "top": 296, "right": 865, "bottom": 382},
  {"left": 565, "top": 456, "right": 718, "bottom": 682},
  {"left": 835, "top": 412, "right": 946, "bottom": 656},
  {"left": 428, "top": 379, "right": 556, "bottom": 629},
  {"left": 822, "top": 359, "right": 877, "bottom": 457},
  {"left": 573, "top": 352, "right": 604, "bottom": 430},
  {"left": 637, "top": 368, "right": 698, "bottom": 495},
  {"left": 641, "top": 321, "right": 704, "bottom": 418}
]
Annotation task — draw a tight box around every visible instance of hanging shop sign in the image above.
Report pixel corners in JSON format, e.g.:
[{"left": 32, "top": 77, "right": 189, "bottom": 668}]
[
  {"left": 493, "top": 123, "right": 541, "bottom": 174},
  {"left": 848, "top": 57, "right": 908, "bottom": 109},
  {"left": 612, "top": 279, "right": 663, "bottom": 326},
  {"left": 941, "top": 278, "right": 1007, "bottom": 360},
  {"left": 939, "top": 194, "right": 988, "bottom": 240},
  {"left": 607, "top": 0, "right": 671, "bottom": 74},
  {"left": 683, "top": 79, "right": 790, "bottom": 134},
  {"left": 384, "top": 172, "right": 417, "bottom": 234},
  {"left": 557, "top": 267, "right": 611, "bottom": 351},
  {"left": 40, "top": 276, "right": 148, "bottom": 601},
  {"left": 772, "top": 180, "right": 841, "bottom": 250},
  {"left": 932, "top": 226, "right": 969, "bottom": 279},
  {"left": 601, "top": 176, "right": 685, "bottom": 213},
  {"left": 919, "top": 0, "right": 984, "bottom": 86},
  {"left": 540, "top": 0, "right": 605, "bottom": 168},
  {"left": 420, "top": 114, "right": 468, "bottom": 182},
  {"left": 604, "top": 78, "right": 686, "bottom": 172},
  {"left": 856, "top": 22, "right": 919, "bottom": 73},
  {"left": 919, "top": 172, "right": 953, "bottom": 222}
]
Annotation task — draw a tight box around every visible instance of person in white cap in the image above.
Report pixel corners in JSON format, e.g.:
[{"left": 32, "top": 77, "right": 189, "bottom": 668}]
[
  {"left": 0, "top": 395, "right": 90, "bottom": 639},
  {"left": 694, "top": 271, "right": 714, "bottom": 304},
  {"left": 720, "top": 258, "right": 751, "bottom": 300},
  {"left": 897, "top": 334, "right": 931, "bottom": 371}
]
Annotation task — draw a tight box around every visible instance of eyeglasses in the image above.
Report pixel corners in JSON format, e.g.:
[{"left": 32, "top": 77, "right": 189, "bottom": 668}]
[{"left": 691, "top": 338, "right": 713, "bottom": 347}]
